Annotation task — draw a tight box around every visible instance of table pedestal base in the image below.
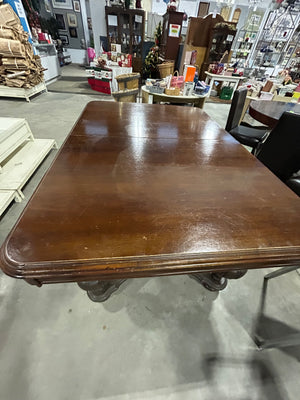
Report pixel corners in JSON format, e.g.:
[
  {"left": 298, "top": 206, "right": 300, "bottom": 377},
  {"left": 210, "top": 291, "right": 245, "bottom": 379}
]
[
  {"left": 78, "top": 280, "right": 126, "bottom": 302},
  {"left": 78, "top": 270, "right": 247, "bottom": 302},
  {"left": 189, "top": 270, "right": 247, "bottom": 292}
]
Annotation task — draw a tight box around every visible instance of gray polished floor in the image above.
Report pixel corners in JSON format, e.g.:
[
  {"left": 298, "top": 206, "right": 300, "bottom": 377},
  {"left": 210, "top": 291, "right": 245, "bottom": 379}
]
[{"left": 0, "top": 78, "right": 299, "bottom": 400}]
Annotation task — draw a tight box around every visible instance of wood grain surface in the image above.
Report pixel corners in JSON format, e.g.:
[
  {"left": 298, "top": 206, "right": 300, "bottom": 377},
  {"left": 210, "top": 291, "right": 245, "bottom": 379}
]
[
  {"left": 249, "top": 100, "right": 300, "bottom": 128},
  {"left": 1, "top": 102, "right": 299, "bottom": 285}
]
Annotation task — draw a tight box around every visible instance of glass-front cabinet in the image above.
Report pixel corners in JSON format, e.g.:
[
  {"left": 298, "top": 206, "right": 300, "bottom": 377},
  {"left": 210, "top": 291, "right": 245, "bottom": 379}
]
[{"left": 105, "top": 6, "right": 145, "bottom": 72}]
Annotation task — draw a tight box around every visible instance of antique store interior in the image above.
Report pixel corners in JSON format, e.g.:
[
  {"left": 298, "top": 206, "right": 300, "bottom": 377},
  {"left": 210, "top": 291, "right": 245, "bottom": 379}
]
[{"left": 0, "top": 0, "right": 300, "bottom": 399}]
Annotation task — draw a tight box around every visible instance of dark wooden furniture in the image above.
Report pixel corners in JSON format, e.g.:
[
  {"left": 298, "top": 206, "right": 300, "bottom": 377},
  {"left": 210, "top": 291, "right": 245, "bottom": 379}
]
[
  {"left": 179, "top": 14, "right": 224, "bottom": 75},
  {"left": 160, "top": 10, "right": 184, "bottom": 61},
  {"left": 105, "top": 6, "right": 145, "bottom": 72},
  {"left": 249, "top": 100, "right": 300, "bottom": 128},
  {"left": 1, "top": 102, "right": 300, "bottom": 303},
  {"left": 200, "top": 20, "right": 237, "bottom": 79}
]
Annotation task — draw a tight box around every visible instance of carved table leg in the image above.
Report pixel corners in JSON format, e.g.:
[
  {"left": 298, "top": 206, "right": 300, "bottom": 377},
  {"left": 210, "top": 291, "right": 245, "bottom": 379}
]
[
  {"left": 78, "top": 279, "right": 126, "bottom": 302},
  {"left": 189, "top": 270, "right": 247, "bottom": 292}
]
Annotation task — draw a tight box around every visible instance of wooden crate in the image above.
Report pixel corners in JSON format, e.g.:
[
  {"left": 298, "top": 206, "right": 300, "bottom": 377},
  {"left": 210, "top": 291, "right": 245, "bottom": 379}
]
[
  {"left": 116, "top": 73, "right": 140, "bottom": 90},
  {"left": 112, "top": 88, "right": 139, "bottom": 103}
]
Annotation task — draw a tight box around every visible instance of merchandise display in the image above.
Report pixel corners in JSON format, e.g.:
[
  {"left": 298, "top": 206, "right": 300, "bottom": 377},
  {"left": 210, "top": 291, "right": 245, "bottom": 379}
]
[
  {"left": 105, "top": 6, "right": 145, "bottom": 72},
  {"left": 86, "top": 50, "right": 133, "bottom": 94},
  {"left": 0, "top": 4, "right": 44, "bottom": 89}
]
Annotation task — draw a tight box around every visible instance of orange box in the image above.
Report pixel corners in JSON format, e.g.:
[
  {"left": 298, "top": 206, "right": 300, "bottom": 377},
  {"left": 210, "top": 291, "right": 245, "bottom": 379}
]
[{"left": 183, "top": 65, "right": 196, "bottom": 82}]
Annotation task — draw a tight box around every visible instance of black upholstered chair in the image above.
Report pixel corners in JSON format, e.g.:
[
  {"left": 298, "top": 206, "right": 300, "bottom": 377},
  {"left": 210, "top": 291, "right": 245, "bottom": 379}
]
[
  {"left": 252, "top": 112, "right": 300, "bottom": 350},
  {"left": 286, "top": 175, "right": 300, "bottom": 197},
  {"left": 256, "top": 111, "right": 300, "bottom": 183},
  {"left": 225, "top": 87, "right": 269, "bottom": 153}
]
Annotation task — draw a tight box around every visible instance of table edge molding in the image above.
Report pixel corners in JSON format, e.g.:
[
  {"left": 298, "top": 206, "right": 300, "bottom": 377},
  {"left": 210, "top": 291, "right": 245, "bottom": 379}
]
[{"left": 1, "top": 245, "right": 299, "bottom": 284}]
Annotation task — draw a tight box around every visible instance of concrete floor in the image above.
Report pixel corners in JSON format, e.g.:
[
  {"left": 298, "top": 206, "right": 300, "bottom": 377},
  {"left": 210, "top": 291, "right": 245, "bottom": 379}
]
[{"left": 0, "top": 73, "right": 300, "bottom": 400}]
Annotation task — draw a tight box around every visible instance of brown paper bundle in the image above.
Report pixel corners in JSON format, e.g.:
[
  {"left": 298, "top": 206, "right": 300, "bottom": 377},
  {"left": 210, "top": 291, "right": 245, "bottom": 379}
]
[
  {"left": 0, "top": 4, "right": 21, "bottom": 28},
  {"left": 2, "top": 57, "right": 28, "bottom": 68},
  {"left": 6, "top": 70, "right": 27, "bottom": 78},
  {"left": 5, "top": 77, "right": 25, "bottom": 87},
  {"left": 6, "top": 68, "right": 30, "bottom": 75},
  {"left": 0, "top": 27, "right": 14, "bottom": 40},
  {"left": 24, "top": 42, "right": 34, "bottom": 60},
  {"left": 0, "top": 38, "right": 25, "bottom": 58}
]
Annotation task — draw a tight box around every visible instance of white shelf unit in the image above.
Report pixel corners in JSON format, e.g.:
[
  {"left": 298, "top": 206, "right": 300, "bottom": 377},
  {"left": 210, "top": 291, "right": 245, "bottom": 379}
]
[
  {"left": 0, "top": 117, "right": 56, "bottom": 216},
  {"left": 0, "top": 191, "right": 21, "bottom": 216},
  {"left": 33, "top": 44, "right": 61, "bottom": 83},
  {"left": 0, "top": 82, "right": 47, "bottom": 102}
]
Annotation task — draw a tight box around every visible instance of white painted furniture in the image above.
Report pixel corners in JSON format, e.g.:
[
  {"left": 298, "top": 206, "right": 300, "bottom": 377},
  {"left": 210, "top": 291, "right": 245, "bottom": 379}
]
[
  {"left": 204, "top": 72, "right": 242, "bottom": 100},
  {"left": 0, "top": 117, "right": 56, "bottom": 216},
  {"left": 33, "top": 44, "right": 61, "bottom": 83},
  {"left": 0, "top": 82, "right": 47, "bottom": 102},
  {"left": 141, "top": 85, "right": 208, "bottom": 109},
  {"left": 0, "top": 191, "right": 21, "bottom": 216}
]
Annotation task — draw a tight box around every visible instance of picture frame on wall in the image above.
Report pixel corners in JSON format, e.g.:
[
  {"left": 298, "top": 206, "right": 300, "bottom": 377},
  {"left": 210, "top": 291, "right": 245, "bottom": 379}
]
[
  {"left": 287, "top": 45, "right": 295, "bottom": 56},
  {"left": 73, "top": 0, "right": 80, "bottom": 12},
  {"left": 59, "top": 34, "right": 69, "bottom": 45},
  {"left": 69, "top": 27, "right": 78, "bottom": 38},
  {"left": 67, "top": 13, "right": 77, "bottom": 27},
  {"left": 55, "top": 13, "right": 66, "bottom": 30},
  {"left": 44, "top": 0, "right": 51, "bottom": 12},
  {"left": 52, "top": 0, "right": 73, "bottom": 10}
]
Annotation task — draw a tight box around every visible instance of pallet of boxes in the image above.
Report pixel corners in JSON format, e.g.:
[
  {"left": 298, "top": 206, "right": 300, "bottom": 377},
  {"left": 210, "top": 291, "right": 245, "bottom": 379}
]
[{"left": 0, "top": 3, "right": 46, "bottom": 101}]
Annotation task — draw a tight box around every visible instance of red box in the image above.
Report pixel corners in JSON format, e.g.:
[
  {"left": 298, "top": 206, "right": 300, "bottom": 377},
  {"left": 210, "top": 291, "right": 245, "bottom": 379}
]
[
  {"left": 87, "top": 78, "right": 111, "bottom": 94},
  {"left": 88, "top": 77, "right": 95, "bottom": 89},
  {"left": 94, "top": 79, "right": 111, "bottom": 94}
]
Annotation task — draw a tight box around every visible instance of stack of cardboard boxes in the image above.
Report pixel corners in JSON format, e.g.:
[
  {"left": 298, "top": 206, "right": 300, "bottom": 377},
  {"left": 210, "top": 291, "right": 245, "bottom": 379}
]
[{"left": 0, "top": 3, "right": 44, "bottom": 88}]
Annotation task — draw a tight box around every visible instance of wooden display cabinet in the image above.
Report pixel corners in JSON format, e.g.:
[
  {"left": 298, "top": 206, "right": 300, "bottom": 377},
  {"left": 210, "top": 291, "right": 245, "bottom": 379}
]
[
  {"left": 105, "top": 6, "right": 145, "bottom": 72},
  {"left": 200, "top": 21, "right": 237, "bottom": 79}
]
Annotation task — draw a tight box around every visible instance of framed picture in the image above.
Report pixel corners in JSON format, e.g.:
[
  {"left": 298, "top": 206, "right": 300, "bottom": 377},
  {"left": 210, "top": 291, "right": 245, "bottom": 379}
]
[
  {"left": 55, "top": 14, "right": 66, "bottom": 30},
  {"left": 44, "top": 0, "right": 51, "bottom": 12},
  {"left": 69, "top": 27, "right": 78, "bottom": 38},
  {"left": 73, "top": 0, "right": 80, "bottom": 12},
  {"left": 67, "top": 13, "right": 77, "bottom": 27},
  {"left": 52, "top": 0, "right": 73, "bottom": 9},
  {"left": 287, "top": 45, "right": 295, "bottom": 56},
  {"left": 59, "top": 34, "right": 69, "bottom": 45}
]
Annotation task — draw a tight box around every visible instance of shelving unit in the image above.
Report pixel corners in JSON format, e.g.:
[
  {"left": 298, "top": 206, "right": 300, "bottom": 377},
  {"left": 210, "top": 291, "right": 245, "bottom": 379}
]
[
  {"left": 281, "top": 25, "right": 300, "bottom": 80},
  {"left": 33, "top": 44, "right": 61, "bottom": 83},
  {"left": 0, "top": 117, "right": 56, "bottom": 216},
  {"left": 0, "top": 82, "right": 47, "bottom": 102},
  {"left": 231, "top": 9, "right": 265, "bottom": 68},
  {"left": 249, "top": 8, "right": 300, "bottom": 75},
  {"left": 105, "top": 6, "right": 145, "bottom": 72}
]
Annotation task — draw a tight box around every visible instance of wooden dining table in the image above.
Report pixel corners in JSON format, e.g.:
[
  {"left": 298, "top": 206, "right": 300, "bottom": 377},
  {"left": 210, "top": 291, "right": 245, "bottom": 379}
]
[
  {"left": 1, "top": 102, "right": 300, "bottom": 302},
  {"left": 249, "top": 99, "right": 300, "bottom": 128}
]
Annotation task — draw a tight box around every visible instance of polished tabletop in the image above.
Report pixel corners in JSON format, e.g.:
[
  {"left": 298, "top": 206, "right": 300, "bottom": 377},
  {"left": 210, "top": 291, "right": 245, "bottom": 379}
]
[
  {"left": 249, "top": 99, "right": 300, "bottom": 127},
  {"left": 1, "top": 102, "right": 300, "bottom": 285}
]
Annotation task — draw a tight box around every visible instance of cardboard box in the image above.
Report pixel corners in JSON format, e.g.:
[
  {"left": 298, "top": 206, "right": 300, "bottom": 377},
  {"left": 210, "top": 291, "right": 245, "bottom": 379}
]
[{"left": 0, "top": 4, "right": 20, "bottom": 27}]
